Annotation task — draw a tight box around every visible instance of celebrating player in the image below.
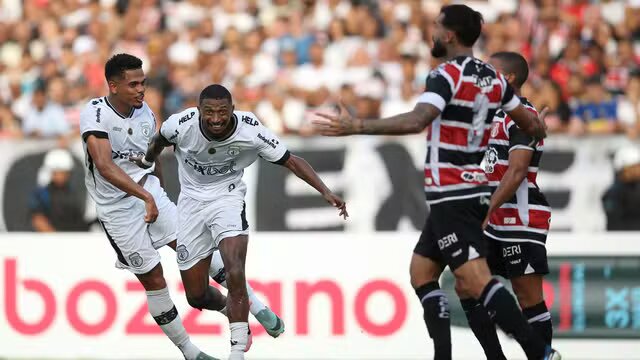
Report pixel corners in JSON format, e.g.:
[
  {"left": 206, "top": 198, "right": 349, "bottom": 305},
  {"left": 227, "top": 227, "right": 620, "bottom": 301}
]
[
  {"left": 80, "top": 54, "right": 283, "bottom": 360},
  {"left": 460, "top": 51, "right": 553, "bottom": 359},
  {"left": 133, "top": 84, "right": 347, "bottom": 360},
  {"left": 313, "top": 5, "right": 559, "bottom": 360}
]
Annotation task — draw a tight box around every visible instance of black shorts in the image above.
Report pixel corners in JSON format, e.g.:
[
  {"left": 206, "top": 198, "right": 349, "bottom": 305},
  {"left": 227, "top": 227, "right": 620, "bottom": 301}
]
[
  {"left": 413, "top": 197, "right": 489, "bottom": 271},
  {"left": 486, "top": 237, "right": 549, "bottom": 279}
]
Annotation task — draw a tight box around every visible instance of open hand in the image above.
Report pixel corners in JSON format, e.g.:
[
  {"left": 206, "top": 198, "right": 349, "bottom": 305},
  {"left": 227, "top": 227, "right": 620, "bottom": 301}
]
[
  {"left": 323, "top": 192, "right": 349, "bottom": 219},
  {"left": 312, "top": 101, "right": 360, "bottom": 136}
]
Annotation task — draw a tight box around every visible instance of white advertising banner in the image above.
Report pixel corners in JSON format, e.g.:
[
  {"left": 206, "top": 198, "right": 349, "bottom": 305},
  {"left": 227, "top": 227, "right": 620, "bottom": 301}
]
[
  {"left": 1, "top": 232, "right": 640, "bottom": 359},
  {"left": 0, "top": 136, "right": 637, "bottom": 233}
]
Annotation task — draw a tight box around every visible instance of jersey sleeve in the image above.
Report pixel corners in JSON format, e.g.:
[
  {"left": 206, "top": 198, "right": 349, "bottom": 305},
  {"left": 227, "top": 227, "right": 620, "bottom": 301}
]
[
  {"left": 506, "top": 103, "right": 539, "bottom": 151},
  {"left": 160, "top": 115, "right": 180, "bottom": 144},
  {"left": 417, "top": 64, "right": 457, "bottom": 111},
  {"left": 499, "top": 74, "right": 520, "bottom": 112},
  {"left": 251, "top": 113, "right": 290, "bottom": 164},
  {"left": 79, "top": 102, "right": 109, "bottom": 142}
]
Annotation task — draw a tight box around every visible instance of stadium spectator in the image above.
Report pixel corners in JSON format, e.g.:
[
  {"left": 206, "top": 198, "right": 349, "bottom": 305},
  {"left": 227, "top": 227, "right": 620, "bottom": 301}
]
[
  {"left": 29, "top": 149, "right": 88, "bottom": 232},
  {"left": 602, "top": 145, "right": 640, "bottom": 231},
  {"left": 569, "top": 76, "right": 621, "bottom": 135},
  {"left": 0, "top": 0, "right": 638, "bottom": 141},
  {"left": 21, "top": 80, "right": 72, "bottom": 141}
]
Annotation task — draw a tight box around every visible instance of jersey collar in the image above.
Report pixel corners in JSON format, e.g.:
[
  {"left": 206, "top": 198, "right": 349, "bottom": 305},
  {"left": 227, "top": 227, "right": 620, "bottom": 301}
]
[
  {"left": 198, "top": 113, "right": 238, "bottom": 142},
  {"left": 104, "top": 96, "right": 136, "bottom": 119}
]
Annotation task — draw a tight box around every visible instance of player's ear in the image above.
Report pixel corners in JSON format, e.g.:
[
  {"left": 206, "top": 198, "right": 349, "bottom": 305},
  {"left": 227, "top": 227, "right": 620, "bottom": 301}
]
[{"left": 107, "top": 79, "right": 118, "bottom": 94}]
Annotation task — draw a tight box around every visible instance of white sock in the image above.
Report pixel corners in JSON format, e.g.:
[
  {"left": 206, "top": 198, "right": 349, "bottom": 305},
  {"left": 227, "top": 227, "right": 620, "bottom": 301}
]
[
  {"left": 210, "top": 251, "right": 267, "bottom": 316},
  {"left": 229, "top": 322, "right": 250, "bottom": 355},
  {"left": 146, "top": 287, "right": 200, "bottom": 360}
]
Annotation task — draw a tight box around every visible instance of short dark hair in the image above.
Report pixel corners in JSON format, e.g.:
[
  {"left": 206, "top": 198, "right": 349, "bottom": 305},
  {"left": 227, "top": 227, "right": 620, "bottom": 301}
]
[
  {"left": 199, "top": 84, "right": 233, "bottom": 104},
  {"left": 440, "top": 5, "right": 484, "bottom": 47},
  {"left": 104, "top": 53, "right": 143, "bottom": 81},
  {"left": 490, "top": 52, "right": 529, "bottom": 88}
]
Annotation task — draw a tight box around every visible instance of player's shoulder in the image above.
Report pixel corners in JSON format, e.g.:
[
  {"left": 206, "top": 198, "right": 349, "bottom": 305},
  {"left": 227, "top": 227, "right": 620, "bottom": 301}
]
[
  {"left": 519, "top": 97, "right": 538, "bottom": 114},
  {"left": 166, "top": 107, "right": 199, "bottom": 128},
  {"left": 233, "top": 110, "right": 263, "bottom": 131},
  {"left": 80, "top": 97, "right": 107, "bottom": 113}
]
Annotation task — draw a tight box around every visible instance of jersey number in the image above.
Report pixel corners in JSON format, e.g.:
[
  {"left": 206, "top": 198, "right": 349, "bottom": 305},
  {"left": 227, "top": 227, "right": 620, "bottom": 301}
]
[{"left": 470, "top": 93, "right": 489, "bottom": 148}]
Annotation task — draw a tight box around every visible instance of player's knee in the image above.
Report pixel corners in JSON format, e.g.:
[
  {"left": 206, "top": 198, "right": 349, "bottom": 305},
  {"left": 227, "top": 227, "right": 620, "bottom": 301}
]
[
  {"left": 186, "top": 292, "right": 209, "bottom": 310},
  {"left": 454, "top": 279, "right": 471, "bottom": 298},
  {"left": 224, "top": 263, "right": 245, "bottom": 283},
  {"left": 512, "top": 282, "right": 543, "bottom": 308}
]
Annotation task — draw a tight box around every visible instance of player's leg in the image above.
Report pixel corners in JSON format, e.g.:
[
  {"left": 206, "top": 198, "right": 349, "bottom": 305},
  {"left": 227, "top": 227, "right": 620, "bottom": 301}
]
[
  {"left": 98, "top": 194, "right": 217, "bottom": 360},
  {"left": 218, "top": 235, "right": 251, "bottom": 359},
  {"left": 505, "top": 240, "right": 552, "bottom": 346},
  {"left": 454, "top": 238, "right": 505, "bottom": 360},
  {"left": 447, "top": 198, "right": 548, "bottom": 360},
  {"left": 210, "top": 250, "right": 285, "bottom": 337},
  {"left": 180, "top": 254, "right": 228, "bottom": 311},
  {"left": 411, "top": 213, "right": 450, "bottom": 360},
  {"left": 455, "top": 280, "right": 505, "bottom": 360},
  {"left": 512, "top": 274, "right": 552, "bottom": 345}
]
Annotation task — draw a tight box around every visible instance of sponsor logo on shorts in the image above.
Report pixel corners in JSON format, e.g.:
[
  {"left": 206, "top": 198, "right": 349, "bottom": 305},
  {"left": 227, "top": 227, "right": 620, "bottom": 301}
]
[
  {"left": 129, "top": 252, "right": 144, "bottom": 268},
  {"left": 503, "top": 245, "right": 521, "bottom": 257},
  {"left": 176, "top": 245, "right": 189, "bottom": 263},
  {"left": 504, "top": 217, "right": 517, "bottom": 224},
  {"left": 437, "top": 233, "right": 458, "bottom": 250},
  {"left": 451, "top": 249, "right": 462, "bottom": 257}
]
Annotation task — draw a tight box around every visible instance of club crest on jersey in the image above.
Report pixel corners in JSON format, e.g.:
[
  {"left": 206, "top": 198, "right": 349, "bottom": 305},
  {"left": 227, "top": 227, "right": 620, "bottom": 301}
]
[
  {"left": 140, "top": 122, "right": 151, "bottom": 138},
  {"left": 129, "top": 252, "right": 144, "bottom": 268},
  {"left": 227, "top": 146, "right": 241, "bottom": 156},
  {"left": 484, "top": 147, "right": 498, "bottom": 173},
  {"left": 176, "top": 245, "right": 189, "bottom": 262}
]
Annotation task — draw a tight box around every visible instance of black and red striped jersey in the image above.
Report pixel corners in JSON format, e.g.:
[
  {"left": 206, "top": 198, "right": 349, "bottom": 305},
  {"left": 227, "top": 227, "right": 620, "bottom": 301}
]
[
  {"left": 418, "top": 56, "right": 520, "bottom": 204},
  {"left": 483, "top": 98, "right": 551, "bottom": 245}
]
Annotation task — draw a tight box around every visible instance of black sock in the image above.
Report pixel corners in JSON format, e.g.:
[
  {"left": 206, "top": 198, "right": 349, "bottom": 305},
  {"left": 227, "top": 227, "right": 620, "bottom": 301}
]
[
  {"left": 460, "top": 298, "right": 506, "bottom": 360},
  {"left": 523, "top": 301, "right": 553, "bottom": 346},
  {"left": 415, "top": 281, "right": 451, "bottom": 360},
  {"left": 479, "top": 279, "right": 546, "bottom": 360}
]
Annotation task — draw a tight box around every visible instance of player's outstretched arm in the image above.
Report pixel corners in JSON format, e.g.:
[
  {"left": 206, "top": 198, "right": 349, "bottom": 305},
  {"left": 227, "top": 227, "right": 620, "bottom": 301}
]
[
  {"left": 505, "top": 105, "right": 548, "bottom": 140},
  {"left": 313, "top": 102, "right": 440, "bottom": 136},
  {"left": 280, "top": 154, "right": 348, "bottom": 219},
  {"left": 86, "top": 135, "right": 158, "bottom": 222},
  {"left": 482, "top": 149, "right": 533, "bottom": 229},
  {"left": 130, "top": 132, "right": 171, "bottom": 169}
]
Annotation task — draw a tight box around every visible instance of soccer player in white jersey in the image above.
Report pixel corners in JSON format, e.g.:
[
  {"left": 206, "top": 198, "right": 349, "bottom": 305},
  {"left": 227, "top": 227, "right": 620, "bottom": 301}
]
[
  {"left": 80, "top": 54, "right": 282, "bottom": 360},
  {"left": 132, "top": 84, "right": 348, "bottom": 360}
]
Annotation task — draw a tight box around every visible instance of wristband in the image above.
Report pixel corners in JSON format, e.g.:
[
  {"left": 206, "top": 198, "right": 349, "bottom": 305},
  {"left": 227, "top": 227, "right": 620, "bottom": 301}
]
[{"left": 141, "top": 157, "right": 154, "bottom": 167}]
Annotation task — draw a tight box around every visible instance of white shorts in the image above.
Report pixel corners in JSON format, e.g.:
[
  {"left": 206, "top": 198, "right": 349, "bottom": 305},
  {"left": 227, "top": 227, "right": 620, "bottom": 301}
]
[
  {"left": 96, "top": 175, "right": 176, "bottom": 275},
  {"left": 176, "top": 190, "right": 249, "bottom": 271}
]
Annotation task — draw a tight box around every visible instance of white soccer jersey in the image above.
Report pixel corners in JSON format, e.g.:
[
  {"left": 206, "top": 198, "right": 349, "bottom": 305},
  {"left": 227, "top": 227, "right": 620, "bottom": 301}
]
[
  {"left": 80, "top": 97, "right": 156, "bottom": 206},
  {"left": 160, "top": 108, "right": 289, "bottom": 202}
]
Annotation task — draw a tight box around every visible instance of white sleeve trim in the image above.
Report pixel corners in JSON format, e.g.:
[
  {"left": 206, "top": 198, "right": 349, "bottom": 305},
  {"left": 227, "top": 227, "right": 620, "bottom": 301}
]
[
  {"left": 502, "top": 95, "right": 520, "bottom": 112},
  {"left": 509, "top": 145, "right": 534, "bottom": 152},
  {"left": 417, "top": 92, "right": 446, "bottom": 111}
]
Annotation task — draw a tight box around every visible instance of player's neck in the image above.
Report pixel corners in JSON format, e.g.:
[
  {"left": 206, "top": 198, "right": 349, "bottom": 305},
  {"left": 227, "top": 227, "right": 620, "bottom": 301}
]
[
  {"left": 514, "top": 87, "right": 522, "bottom": 97},
  {"left": 106, "top": 94, "right": 134, "bottom": 117},
  {"left": 444, "top": 47, "right": 473, "bottom": 62}
]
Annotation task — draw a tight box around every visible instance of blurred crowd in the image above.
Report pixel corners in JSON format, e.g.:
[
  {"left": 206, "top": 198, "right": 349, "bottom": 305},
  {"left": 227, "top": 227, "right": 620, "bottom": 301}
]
[{"left": 1, "top": 0, "right": 640, "bottom": 142}]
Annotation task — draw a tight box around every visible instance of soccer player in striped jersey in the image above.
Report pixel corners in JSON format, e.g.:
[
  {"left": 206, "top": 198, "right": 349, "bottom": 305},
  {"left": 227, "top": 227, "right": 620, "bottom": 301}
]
[
  {"left": 314, "top": 5, "right": 559, "bottom": 360},
  {"left": 460, "top": 52, "right": 553, "bottom": 360}
]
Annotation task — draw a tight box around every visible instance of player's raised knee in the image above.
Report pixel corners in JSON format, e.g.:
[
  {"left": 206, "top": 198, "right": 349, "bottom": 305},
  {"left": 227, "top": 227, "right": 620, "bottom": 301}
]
[{"left": 186, "top": 292, "right": 210, "bottom": 310}]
